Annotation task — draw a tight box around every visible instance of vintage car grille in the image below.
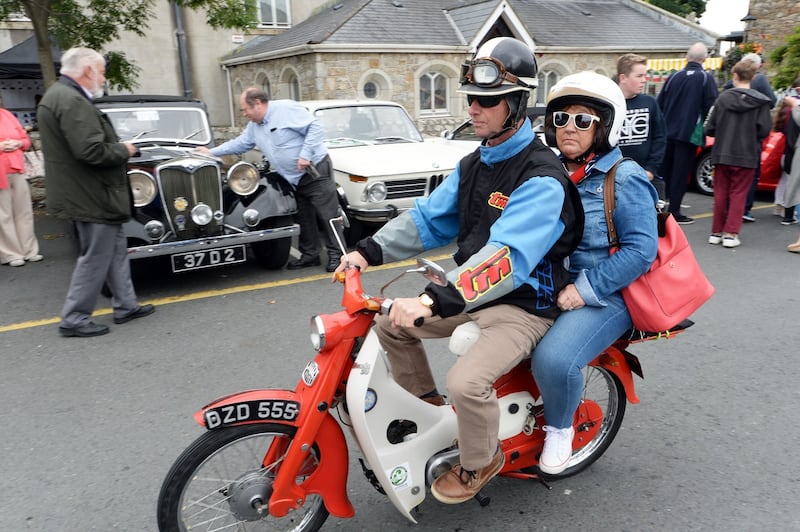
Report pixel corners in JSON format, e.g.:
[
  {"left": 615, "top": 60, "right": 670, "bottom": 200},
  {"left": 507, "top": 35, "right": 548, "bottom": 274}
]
[
  {"left": 157, "top": 159, "right": 223, "bottom": 239},
  {"left": 385, "top": 174, "right": 446, "bottom": 199}
]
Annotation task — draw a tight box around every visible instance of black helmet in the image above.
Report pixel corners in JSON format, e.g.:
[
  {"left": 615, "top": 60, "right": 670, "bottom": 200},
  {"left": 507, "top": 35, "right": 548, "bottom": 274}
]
[
  {"left": 459, "top": 37, "right": 538, "bottom": 133},
  {"left": 459, "top": 37, "right": 538, "bottom": 96}
]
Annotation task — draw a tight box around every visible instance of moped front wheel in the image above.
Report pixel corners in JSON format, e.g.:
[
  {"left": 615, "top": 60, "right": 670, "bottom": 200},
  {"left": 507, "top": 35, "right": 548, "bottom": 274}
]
[
  {"left": 548, "top": 365, "right": 626, "bottom": 478},
  {"left": 157, "top": 423, "right": 329, "bottom": 532}
]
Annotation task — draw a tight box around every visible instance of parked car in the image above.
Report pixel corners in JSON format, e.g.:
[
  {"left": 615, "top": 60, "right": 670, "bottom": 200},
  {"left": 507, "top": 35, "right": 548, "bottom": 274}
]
[
  {"left": 302, "top": 100, "right": 475, "bottom": 242},
  {"left": 95, "top": 95, "right": 299, "bottom": 272},
  {"left": 440, "top": 105, "right": 547, "bottom": 144},
  {"left": 692, "top": 133, "right": 784, "bottom": 195}
]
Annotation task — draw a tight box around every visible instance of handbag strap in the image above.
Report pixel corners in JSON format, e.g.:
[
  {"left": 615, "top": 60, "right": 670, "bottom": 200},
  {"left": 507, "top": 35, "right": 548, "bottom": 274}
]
[{"left": 603, "top": 160, "right": 624, "bottom": 249}]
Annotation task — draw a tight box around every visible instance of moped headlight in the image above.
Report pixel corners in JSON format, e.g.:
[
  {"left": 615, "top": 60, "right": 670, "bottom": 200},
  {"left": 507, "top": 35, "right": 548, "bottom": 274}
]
[
  {"left": 128, "top": 170, "right": 157, "bottom": 207},
  {"left": 363, "top": 181, "right": 387, "bottom": 203},
  {"left": 310, "top": 315, "right": 325, "bottom": 351},
  {"left": 191, "top": 203, "right": 213, "bottom": 225},
  {"left": 227, "top": 162, "right": 260, "bottom": 196}
]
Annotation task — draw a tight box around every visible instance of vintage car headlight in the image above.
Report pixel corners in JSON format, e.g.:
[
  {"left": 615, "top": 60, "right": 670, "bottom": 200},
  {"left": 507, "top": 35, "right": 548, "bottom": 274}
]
[
  {"left": 363, "top": 181, "right": 387, "bottom": 203},
  {"left": 128, "top": 170, "right": 157, "bottom": 207},
  {"left": 310, "top": 315, "right": 325, "bottom": 351},
  {"left": 226, "top": 162, "right": 260, "bottom": 196},
  {"left": 191, "top": 203, "right": 213, "bottom": 225}
]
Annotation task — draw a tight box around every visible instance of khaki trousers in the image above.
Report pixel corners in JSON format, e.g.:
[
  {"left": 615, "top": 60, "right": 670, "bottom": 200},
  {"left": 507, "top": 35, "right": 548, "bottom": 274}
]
[
  {"left": 375, "top": 304, "right": 552, "bottom": 470},
  {"left": 0, "top": 173, "right": 39, "bottom": 263}
]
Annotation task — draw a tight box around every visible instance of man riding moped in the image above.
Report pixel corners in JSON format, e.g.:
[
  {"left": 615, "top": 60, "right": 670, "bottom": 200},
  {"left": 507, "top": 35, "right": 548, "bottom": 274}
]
[{"left": 336, "top": 36, "right": 584, "bottom": 504}]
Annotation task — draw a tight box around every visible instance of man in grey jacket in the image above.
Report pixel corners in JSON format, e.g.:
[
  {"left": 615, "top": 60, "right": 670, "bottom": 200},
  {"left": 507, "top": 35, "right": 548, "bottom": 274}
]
[{"left": 38, "top": 48, "right": 154, "bottom": 337}]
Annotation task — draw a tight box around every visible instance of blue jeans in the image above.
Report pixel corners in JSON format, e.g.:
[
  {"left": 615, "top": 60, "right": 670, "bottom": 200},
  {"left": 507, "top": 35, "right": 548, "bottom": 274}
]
[{"left": 531, "top": 292, "right": 631, "bottom": 429}]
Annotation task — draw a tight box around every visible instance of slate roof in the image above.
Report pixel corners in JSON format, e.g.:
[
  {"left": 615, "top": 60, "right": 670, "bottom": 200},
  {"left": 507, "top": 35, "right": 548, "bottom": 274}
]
[{"left": 223, "top": 0, "right": 717, "bottom": 63}]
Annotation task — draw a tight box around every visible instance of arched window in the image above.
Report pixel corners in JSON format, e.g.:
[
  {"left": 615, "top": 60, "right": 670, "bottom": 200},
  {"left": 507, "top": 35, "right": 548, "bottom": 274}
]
[
  {"left": 537, "top": 70, "right": 560, "bottom": 104},
  {"left": 255, "top": 72, "right": 271, "bottom": 99},
  {"left": 288, "top": 74, "right": 300, "bottom": 100},
  {"left": 419, "top": 71, "right": 448, "bottom": 114}
]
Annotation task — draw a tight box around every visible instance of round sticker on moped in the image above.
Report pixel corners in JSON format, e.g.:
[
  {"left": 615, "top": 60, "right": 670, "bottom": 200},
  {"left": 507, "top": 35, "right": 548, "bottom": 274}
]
[{"left": 387, "top": 464, "right": 411, "bottom": 490}]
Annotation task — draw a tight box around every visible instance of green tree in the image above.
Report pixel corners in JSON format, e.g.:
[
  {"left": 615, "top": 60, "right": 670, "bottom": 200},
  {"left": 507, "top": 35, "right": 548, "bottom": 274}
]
[
  {"left": 771, "top": 27, "right": 800, "bottom": 89},
  {"left": 644, "top": 0, "right": 707, "bottom": 19},
  {"left": 0, "top": 0, "right": 257, "bottom": 91}
]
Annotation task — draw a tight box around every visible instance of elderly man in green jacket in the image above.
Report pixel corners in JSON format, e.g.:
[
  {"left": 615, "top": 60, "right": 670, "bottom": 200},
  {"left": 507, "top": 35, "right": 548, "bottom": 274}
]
[{"left": 38, "top": 47, "right": 155, "bottom": 337}]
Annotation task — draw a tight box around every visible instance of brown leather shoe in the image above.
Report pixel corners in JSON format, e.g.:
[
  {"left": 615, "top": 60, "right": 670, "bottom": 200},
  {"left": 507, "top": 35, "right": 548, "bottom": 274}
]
[
  {"left": 421, "top": 394, "right": 446, "bottom": 406},
  {"left": 431, "top": 445, "right": 504, "bottom": 504}
]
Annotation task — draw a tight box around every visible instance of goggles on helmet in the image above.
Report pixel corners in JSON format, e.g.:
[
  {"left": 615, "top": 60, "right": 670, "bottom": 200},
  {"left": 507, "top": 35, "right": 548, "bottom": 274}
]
[{"left": 460, "top": 57, "right": 533, "bottom": 89}]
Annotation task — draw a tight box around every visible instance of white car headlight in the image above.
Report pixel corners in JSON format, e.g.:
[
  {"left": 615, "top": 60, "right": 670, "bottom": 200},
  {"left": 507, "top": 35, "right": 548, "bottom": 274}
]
[
  {"left": 226, "top": 162, "right": 260, "bottom": 196},
  {"left": 363, "top": 181, "right": 387, "bottom": 203},
  {"left": 128, "top": 170, "right": 157, "bottom": 207},
  {"left": 310, "top": 315, "right": 325, "bottom": 351}
]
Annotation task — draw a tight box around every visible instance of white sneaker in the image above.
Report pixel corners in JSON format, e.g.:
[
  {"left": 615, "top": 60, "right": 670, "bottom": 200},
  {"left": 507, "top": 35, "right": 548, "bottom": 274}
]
[
  {"left": 539, "top": 425, "right": 575, "bottom": 475},
  {"left": 26, "top": 254, "right": 43, "bottom": 262},
  {"left": 708, "top": 234, "right": 722, "bottom": 245},
  {"left": 722, "top": 235, "right": 741, "bottom": 248}
]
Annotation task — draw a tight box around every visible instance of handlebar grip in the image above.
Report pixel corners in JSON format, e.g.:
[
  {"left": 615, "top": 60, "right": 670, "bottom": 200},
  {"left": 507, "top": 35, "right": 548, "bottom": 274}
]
[{"left": 413, "top": 317, "right": 425, "bottom": 327}]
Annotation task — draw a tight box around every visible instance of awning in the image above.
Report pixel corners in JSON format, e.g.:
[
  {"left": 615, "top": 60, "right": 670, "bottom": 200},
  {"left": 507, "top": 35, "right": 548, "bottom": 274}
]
[
  {"left": 0, "top": 35, "right": 61, "bottom": 79},
  {"left": 646, "top": 57, "right": 723, "bottom": 73}
]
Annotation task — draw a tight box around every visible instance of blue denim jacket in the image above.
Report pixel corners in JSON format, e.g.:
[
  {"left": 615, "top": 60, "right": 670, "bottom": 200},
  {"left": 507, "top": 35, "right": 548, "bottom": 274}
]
[{"left": 569, "top": 148, "right": 659, "bottom": 306}]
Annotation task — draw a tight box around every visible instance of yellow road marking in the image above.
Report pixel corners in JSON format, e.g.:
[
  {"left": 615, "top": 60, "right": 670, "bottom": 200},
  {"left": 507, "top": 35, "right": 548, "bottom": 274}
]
[{"left": 0, "top": 253, "right": 453, "bottom": 333}]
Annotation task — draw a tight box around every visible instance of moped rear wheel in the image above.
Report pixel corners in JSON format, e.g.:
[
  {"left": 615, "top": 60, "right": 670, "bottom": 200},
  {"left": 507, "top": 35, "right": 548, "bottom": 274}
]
[
  {"left": 547, "top": 366, "right": 626, "bottom": 478},
  {"left": 157, "top": 423, "right": 329, "bottom": 532}
]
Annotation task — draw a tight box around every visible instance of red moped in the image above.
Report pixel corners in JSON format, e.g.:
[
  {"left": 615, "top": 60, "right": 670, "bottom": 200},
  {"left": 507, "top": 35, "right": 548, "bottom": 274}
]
[{"left": 157, "top": 216, "right": 690, "bottom": 531}]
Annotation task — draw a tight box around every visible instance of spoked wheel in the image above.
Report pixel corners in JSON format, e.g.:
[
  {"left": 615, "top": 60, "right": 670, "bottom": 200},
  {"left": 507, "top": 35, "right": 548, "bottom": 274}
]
[
  {"left": 157, "top": 423, "right": 329, "bottom": 532},
  {"left": 547, "top": 365, "right": 626, "bottom": 478}
]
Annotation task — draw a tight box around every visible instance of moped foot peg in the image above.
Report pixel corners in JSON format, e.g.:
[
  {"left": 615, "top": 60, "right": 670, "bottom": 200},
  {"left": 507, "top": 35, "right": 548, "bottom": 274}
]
[{"left": 473, "top": 490, "right": 491, "bottom": 507}]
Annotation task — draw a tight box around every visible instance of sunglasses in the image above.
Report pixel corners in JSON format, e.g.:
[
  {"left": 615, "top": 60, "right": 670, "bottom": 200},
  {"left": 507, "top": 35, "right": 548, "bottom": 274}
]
[
  {"left": 552, "top": 111, "right": 600, "bottom": 130},
  {"left": 460, "top": 57, "right": 534, "bottom": 89},
  {"left": 467, "top": 94, "right": 504, "bottom": 108}
]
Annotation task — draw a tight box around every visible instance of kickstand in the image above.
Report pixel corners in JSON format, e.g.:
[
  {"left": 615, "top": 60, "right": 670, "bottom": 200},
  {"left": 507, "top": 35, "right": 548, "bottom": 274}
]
[{"left": 473, "top": 489, "right": 491, "bottom": 507}]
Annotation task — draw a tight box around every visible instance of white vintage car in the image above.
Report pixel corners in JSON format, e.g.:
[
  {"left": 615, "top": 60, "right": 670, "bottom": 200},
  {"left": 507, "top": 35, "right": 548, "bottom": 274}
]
[{"left": 303, "top": 100, "right": 475, "bottom": 242}]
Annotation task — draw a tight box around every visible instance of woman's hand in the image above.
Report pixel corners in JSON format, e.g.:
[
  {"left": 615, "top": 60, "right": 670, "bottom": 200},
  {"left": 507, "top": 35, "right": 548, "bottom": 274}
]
[
  {"left": 557, "top": 283, "right": 585, "bottom": 311},
  {"left": 0, "top": 139, "right": 22, "bottom": 152}
]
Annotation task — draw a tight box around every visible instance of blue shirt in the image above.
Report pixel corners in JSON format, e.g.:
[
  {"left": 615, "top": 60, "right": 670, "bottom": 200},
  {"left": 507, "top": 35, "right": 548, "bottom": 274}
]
[{"left": 210, "top": 99, "right": 328, "bottom": 186}]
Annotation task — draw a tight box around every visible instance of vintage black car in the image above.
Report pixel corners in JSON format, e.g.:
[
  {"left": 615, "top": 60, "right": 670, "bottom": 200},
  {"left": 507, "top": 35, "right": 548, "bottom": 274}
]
[{"left": 95, "top": 95, "right": 298, "bottom": 272}]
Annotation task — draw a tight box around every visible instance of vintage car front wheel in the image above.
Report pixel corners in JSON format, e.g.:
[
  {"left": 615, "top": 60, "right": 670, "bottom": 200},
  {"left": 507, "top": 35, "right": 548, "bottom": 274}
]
[{"left": 251, "top": 216, "right": 293, "bottom": 270}]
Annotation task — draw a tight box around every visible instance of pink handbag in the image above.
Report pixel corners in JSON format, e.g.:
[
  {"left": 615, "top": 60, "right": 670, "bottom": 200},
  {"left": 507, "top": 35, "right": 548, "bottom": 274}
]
[{"left": 603, "top": 161, "right": 714, "bottom": 332}]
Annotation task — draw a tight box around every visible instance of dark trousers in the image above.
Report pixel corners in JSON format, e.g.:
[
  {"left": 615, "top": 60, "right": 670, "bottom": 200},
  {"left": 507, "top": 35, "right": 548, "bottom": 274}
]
[
  {"left": 294, "top": 154, "right": 342, "bottom": 259},
  {"left": 61, "top": 222, "right": 139, "bottom": 328},
  {"left": 662, "top": 139, "right": 697, "bottom": 215}
]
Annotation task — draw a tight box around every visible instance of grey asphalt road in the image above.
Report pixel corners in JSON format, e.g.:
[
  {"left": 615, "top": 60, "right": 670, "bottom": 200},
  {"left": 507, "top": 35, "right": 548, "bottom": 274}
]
[{"left": 1, "top": 191, "right": 798, "bottom": 531}]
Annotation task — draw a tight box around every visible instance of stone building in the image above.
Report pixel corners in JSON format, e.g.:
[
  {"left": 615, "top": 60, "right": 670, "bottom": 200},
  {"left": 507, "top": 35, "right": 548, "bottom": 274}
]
[
  {"left": 748, "top": 0, "right": 800, "bottom": 82},
  {"left": 2, "top": 0, "right": 719, "bottom": 134}
]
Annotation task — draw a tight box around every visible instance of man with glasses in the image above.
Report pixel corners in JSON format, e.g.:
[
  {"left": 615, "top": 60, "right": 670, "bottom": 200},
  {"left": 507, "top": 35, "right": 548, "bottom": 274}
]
[{"left": 334, "top": 37, "right": 583, "bottom": 504}]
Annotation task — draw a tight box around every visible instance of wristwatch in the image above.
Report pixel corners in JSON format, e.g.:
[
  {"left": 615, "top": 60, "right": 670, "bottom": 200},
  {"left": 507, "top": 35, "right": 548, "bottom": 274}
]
[{"left": 418, "top": 292, "right": 435, "bottom": 311}]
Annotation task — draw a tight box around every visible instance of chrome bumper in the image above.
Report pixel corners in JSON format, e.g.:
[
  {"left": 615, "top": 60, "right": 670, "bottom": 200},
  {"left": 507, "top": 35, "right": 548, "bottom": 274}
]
[{"left": 127, "top": 223, "right": 299, "bottom": 260}]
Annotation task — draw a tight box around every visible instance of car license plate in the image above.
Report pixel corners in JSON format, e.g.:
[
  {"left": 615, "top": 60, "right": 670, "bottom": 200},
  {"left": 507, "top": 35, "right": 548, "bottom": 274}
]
[{"left": 171, "top": 244, "right": 246, "bottom": 272}]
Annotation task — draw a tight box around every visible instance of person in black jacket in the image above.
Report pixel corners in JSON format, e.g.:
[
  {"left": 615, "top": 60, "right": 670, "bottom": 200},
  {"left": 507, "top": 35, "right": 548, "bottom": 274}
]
[
  {"left": 657, "top": 42, "right": 719, "bottom": 224},
  {"left": 616, "top": 53, "right": 667, "bottom": 199},
  {"left": 721, "top": 53, "right": 777, "bottom": 222},
  {"left": 38, "top": 48, "right": 155, "bottom": 337},
  {"left": 704, "top": 60, "right": 772, "bottom": 248}
]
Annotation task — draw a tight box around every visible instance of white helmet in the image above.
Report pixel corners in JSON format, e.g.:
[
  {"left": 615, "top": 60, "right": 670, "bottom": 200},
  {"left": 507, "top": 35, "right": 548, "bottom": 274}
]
[{"left": 544, "top": 71, "right": 626, "bottom": 151}]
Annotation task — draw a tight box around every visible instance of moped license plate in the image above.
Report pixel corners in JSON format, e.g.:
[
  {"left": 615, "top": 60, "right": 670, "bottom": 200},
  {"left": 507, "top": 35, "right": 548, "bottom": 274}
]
[
  {"left": 203, "top": 400, "right": 301, "bottom": 429},
  {"left": 171, "top": 244, "right": 246, "bottom": 272}
]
